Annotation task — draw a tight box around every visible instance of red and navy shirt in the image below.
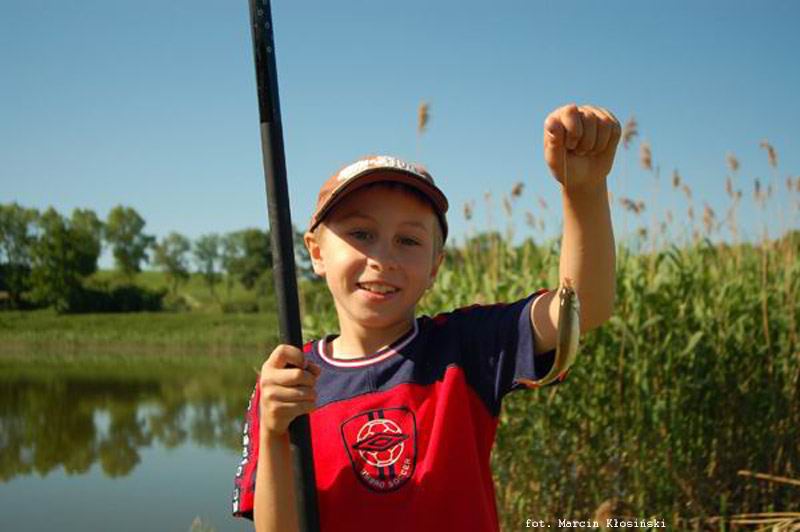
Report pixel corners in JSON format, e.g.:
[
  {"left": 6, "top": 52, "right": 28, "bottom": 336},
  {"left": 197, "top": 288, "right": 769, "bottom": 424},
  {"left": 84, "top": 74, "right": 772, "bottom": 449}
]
[{"left": 232, "top": 288, "right": 564, "bottom": 531}]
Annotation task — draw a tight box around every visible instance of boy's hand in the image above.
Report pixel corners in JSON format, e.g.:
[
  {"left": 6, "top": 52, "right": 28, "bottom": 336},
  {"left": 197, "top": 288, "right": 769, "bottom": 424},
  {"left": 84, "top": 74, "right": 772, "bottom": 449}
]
[
  {"left": 259, "top": 344, "right": 321, "bottom": 437},
  {"left": 543, "top": 104, "right": 621, "bottom": 193}
]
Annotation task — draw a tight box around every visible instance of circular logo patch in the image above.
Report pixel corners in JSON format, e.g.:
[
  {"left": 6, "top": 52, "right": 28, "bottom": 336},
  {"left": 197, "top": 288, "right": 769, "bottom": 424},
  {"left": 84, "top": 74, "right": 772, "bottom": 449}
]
[{"left": 340, "top": 407, "right": 417, "bottom": 492}]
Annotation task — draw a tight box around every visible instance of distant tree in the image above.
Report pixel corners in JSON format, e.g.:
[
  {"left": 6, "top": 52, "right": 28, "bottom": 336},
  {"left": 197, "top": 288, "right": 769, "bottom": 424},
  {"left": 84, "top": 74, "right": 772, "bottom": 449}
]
[
  {"left": 193, "top": 233, "right": 221, "bottom": 299},
  {"left": 152, "top": 232, "right": 191, "bottom": 295},
  {"left": 220, "top": 231, "right": 243, "bottom": 297},
  {"left": 29, "top": 208, "right": 101, "bottom": 311},
  {"left": 228, "top": 228, "right": 272, "bottom": 290},
  {"left": 0, "top": 203, "right": 39, "bottom": 307},
  {"left": 69, "top": 208, "right": 104, "bottom": 278},
  {"left": 104, "top": 206, "right": 155, "bottom": 278},
  {"left": 220, "top": 229, "right": 272, "bottom": 292}
]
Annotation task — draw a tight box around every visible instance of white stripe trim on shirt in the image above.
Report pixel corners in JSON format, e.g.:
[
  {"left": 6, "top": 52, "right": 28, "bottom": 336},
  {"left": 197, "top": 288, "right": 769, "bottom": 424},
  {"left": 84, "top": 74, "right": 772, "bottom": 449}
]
[{"left": 317, "top": 320, "right": 419, "bottom": 368}]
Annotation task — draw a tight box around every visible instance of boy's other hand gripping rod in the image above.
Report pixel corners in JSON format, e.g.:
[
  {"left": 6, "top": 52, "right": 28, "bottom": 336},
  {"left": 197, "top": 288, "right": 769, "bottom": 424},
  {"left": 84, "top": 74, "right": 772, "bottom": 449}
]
[{"left": 247, "top": 1, "right": 321, "bottom": 530}]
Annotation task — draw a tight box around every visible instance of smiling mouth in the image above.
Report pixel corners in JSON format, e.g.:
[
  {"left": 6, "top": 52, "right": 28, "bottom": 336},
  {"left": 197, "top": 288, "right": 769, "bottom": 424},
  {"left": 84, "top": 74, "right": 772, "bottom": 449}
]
[{"left": 357, "top": 283, "right": 400, "bottom": 295}]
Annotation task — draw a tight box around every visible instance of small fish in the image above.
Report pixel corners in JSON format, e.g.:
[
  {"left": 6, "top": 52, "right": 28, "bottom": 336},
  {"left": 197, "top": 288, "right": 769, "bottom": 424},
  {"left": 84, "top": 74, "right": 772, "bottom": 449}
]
[{"left": 533, "top": 278, "right": 580, "bottom": 387}]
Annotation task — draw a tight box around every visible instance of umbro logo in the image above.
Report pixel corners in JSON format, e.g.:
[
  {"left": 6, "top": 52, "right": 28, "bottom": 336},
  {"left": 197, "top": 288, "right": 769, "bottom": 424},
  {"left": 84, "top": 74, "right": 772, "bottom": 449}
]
[{"left": 340, "top": 407, "right": 417, "bottom": 493}]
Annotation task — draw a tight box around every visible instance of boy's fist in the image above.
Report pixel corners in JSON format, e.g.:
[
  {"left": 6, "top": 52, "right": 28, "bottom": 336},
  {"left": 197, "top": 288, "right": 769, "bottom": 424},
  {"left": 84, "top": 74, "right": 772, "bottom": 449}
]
[
  {"left": 258, "top": 344, "right": 321, "bottom": 437},
  {"left": 543, "top": 104, "right": 621, "bottom": 193}
]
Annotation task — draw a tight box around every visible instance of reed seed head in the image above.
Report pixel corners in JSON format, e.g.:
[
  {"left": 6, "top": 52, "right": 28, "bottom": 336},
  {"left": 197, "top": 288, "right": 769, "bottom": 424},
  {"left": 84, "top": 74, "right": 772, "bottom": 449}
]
[
  {"left": 619, "top": 197, "right": 644, "bottom": 215},
  {"left": 726, "top": 153, "right": 740, "bottom": 173},
  {"left": 502, "top": 195, "right": 513, "bottom": 217},
  {"left": 463, "top": 201, "right": 473, "bottom": 221},
  {"left": 537, "top": 196, "right": 548, "bottom": 210},
  {"left": 511, "top": 182, "right": 524, "bottom": 199},
  {"left": 640, "top": 141, "right": 652, "bottom": 171},
  {"left": 525, "top": 211, "right": 536, "bottom": 228},
  {"left": 703, "top": 203, "right": 716, "bottom": 234},
  {"left": 672, "top": 170, "right": 681, "bottom": 189},
  {"left": 759, "top": 139, "right": 777, "bottom": 168},
  {"left": 622, "top": 116, "right": 638, "bottom": 149},
  {"left": 417, "top": 101, "right": 430, "bottom": 134},
  {"left": 725, "top": 176, "right": 733, "bottom": 198}
]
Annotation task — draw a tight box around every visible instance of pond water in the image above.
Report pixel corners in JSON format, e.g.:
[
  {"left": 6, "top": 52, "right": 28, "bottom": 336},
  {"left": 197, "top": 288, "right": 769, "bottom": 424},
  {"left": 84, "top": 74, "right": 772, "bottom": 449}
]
[{"left": 0, "top": 352, "right": 264, "bottom": 532}]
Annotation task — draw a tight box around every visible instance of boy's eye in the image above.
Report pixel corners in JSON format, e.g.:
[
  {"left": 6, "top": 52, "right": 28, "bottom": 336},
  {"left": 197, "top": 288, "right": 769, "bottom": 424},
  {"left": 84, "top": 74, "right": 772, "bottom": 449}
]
[
  {"left": 350, "top": 230, "right": 371, "bottom": 241},
  {"left": 349, "top": 230, "right": 419, "bottom": 246}
]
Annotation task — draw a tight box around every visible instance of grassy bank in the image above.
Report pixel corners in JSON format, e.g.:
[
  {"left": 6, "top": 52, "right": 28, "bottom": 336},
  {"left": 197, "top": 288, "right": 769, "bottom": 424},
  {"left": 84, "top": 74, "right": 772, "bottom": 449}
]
[
  {"left": 0, "top": 309, "right": 280, "bottom": 354},
  {"left": 0, "top": 266, "right": 309, "bottom": 353}
]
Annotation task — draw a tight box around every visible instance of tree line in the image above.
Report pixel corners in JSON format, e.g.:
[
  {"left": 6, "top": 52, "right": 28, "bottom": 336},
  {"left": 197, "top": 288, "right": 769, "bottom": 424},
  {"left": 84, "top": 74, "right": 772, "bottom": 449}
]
[{"left": 0, "top": 202, "right": 311, "bottom": 312}]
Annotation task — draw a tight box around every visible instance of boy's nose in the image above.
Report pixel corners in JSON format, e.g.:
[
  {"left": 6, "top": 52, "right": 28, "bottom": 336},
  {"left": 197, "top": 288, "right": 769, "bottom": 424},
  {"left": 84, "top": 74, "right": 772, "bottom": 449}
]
[{"left": 366, "top": 241, "right": 399, "bottom": 270}]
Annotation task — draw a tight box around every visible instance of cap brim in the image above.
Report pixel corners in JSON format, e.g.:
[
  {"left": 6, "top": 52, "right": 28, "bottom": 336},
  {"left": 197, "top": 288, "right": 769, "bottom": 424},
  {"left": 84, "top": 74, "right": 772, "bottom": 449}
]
[{"left": 311, "top": 168, "right": 449, "bottom": 231}]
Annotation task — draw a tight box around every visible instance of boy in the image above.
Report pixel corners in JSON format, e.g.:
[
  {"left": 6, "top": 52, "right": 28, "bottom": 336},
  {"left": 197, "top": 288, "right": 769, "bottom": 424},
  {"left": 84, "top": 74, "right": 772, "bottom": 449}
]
[{"left": 232, "top": 104, "right": 620, "bottom": 531}]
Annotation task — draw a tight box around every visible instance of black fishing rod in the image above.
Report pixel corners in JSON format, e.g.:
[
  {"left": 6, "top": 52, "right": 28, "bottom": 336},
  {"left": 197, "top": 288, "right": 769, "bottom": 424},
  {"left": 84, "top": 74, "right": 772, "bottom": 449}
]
[{"left": 246, "top": 1, "right": 320, "bottom": 530}]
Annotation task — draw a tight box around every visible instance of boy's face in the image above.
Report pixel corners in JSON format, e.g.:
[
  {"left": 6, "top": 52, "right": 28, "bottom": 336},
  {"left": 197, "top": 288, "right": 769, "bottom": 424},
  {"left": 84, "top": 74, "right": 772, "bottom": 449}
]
[{"left": 304, "top": 182, "right": 444, "bottom": 332}]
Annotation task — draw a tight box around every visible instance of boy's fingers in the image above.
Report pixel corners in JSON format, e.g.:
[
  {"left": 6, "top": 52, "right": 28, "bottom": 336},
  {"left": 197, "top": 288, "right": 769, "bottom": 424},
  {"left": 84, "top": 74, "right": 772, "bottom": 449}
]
[
  {"left": 544, "top": 113, "right": 566, "bottom": 146},
  {"left": 595, "top": 107, "right": 621, "bottom": 153},
  {"left": 598, "top": 106, "right": 620, "bottom": 128},
  {"left": 544, "top": 113, "right": 566, "bottom": 177},
  {"left": 306, "top": 361, "right": 322, "bottom": 377},
  {"left": 265, "top": 344, "right": 307, "bottom": 370},
  {"left": 589, "top": 107, "right": 614, "bottom": 154},
  {"left": 575, "top": 108, "right": 598, "bottom": 155},
  {"left": 593, "top": 119, "right": 613, "bottom": 155},
  {"left": 269, "top": 367, "right": 317, "bottom": 387},
  {"left": 265, "top": 385, "right": 317, "bottom": 403},
  {"left": 560, "top": 104, "right": 583, "bottom": 151}
]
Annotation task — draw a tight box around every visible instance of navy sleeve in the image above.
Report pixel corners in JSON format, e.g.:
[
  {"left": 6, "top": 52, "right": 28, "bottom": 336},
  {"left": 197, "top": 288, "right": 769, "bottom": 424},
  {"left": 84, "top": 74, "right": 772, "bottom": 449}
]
[
  {"left": 232, "top": 378, "right": 260, "bottom": 521},
  {"left": 454, "top": 289, "right": 559, "bottom": 415}
]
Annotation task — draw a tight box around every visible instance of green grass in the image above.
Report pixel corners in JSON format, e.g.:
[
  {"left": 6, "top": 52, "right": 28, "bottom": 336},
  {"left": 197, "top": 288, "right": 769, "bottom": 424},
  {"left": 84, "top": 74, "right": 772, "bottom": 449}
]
[
  {"left": 0, "top": 268, "right": 336, "bottom": 352},
  {"left": 0, "top": 308, "right": 280, "bottom": 354}
]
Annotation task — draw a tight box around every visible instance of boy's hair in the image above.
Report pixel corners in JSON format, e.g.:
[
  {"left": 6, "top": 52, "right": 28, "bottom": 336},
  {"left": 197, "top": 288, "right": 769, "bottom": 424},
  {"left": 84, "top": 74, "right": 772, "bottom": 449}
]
[{"left": 313, "top": 181, "right": 445, "bottom": 259}]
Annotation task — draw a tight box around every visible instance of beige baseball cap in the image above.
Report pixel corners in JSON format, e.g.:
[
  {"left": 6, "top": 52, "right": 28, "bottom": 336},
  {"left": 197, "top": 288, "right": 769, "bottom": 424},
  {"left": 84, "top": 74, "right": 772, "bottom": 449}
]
[{"left": 308, "top": 155, "right": 449, "bottom": 243}]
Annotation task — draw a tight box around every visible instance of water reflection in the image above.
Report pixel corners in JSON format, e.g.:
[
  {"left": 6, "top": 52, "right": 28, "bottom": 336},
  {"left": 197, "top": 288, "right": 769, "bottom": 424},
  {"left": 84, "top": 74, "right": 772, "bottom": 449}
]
[{"left": 0, "top": 354, "right": 259, "bottom": 482}]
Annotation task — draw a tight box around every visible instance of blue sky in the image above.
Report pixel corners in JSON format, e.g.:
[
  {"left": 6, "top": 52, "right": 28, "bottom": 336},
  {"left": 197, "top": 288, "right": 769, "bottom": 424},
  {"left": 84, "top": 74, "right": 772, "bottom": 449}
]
[{"left": 2, "top": 0, "right": 799, "bottom": 267}]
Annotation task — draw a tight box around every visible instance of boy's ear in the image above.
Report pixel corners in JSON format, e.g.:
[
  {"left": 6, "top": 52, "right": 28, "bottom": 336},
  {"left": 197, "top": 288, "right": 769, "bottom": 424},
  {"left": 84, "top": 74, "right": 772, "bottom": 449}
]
[{"left": 303, "top": 230, "right": 326, "bottom": 277}]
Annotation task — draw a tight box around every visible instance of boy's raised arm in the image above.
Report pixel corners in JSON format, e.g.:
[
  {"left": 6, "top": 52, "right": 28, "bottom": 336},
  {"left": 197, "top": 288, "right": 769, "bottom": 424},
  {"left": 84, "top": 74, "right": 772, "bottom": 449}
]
[{"left": 531, "top": 104, "right": 620, "bottom": 355}]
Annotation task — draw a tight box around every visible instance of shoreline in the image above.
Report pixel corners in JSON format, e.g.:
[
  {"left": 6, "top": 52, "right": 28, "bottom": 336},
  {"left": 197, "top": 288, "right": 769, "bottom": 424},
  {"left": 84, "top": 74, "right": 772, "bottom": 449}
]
[{"left": 0, "top": 309, "right": 282, "bottom": 355}]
